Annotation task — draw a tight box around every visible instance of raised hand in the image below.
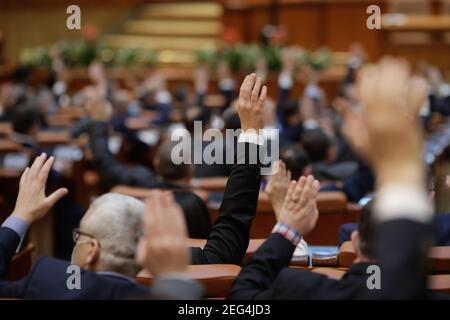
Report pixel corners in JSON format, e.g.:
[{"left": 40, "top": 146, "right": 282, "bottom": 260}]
[
  {"left": 136, "top": 191, "right": 189, "bottom": 276},
  {"left": 278, "top": 175, "right": 320, "bottom": 236},
  {"left": 357, "top": 57, "right": 427, "bottom": 186},
  {"left": 12, "top": 153, "right": 68, "bottom": 225},
  {"left": 266, "top": 160, "right": 291, "bottom": 219},
  {"left": 237, "top": 73, "right": 267, "bottom": 132}
]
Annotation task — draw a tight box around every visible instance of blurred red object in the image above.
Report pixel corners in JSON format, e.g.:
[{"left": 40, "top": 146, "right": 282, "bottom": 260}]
[
  {"left": 83, "top": 23, "right": 98, "bottom": 42},
  {"left": 221, "top": 27, "right": 241, "bottom": 45}
]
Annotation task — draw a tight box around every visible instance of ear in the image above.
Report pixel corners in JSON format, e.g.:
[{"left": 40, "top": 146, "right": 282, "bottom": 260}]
[
  {"left": 351, "top": 230, "right": 360, "bottom": 256},
  {"left": 85, "top": 240, "right": 101, "bottom": 270}
]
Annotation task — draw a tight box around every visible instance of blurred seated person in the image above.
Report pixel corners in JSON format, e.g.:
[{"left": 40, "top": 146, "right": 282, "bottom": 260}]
[
  {"left": 301, "top": 127, "right": 357, "bottom": 182},
  {"left": 10, "top": 102, "right": 42, "bottom": 150},
  {"left": 0, "top": 154, "right": 202, "bottom": 299}
]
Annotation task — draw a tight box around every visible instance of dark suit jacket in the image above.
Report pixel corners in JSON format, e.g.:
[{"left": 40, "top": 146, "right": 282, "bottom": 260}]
[
  {"left": 190, "top": 142, "right": 262, "bottom": 264},
  {"left": 0, "top": 226, "right": 202, "bottom": 299},
  {"left": 229, "top": 219, "right": 438, "bottom": 300}
]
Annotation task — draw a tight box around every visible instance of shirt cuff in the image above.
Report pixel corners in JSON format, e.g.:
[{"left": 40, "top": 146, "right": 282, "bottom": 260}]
[
  {"left": 1, "top": 216, "right": 29, "bottom": 239},
  {"left": 278, "top": 72, "right": 293, "bottom": 89},
  {"left": 374, "top": 184, "right": 433, "bottom": 223},
  {"left": 238, "top": 132, "right": 264, "bottom": 146},
  {"left": 272, "top": 222, "right": 302, "bottom": 246}
]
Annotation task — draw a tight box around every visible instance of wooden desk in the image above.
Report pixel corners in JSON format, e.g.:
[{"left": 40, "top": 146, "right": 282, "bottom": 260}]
[
  {"left": 137, "top": 264, "right": 241, "bottom": 298},
  {"left": 0, "top": 139, "right": 22, "bottom": 153}
]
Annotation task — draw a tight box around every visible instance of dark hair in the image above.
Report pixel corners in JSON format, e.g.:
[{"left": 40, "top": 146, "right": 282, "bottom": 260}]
[
  {"left": 12, "top": 103, "right": 41, "bottom": 134},
  {"left": 301, "top": 128, "right": 331, "bottom": 162},
  {"left": 357, "top": 200, "right": 376, "bottom": 259},
  {"left": 155, "top": 141, "right": 191, "bottom": 181},
  {"left": 280, "top": 144, "right": 310, "bottom": 180}
]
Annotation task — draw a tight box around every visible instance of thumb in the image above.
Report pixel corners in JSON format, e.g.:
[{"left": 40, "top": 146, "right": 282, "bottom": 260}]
[{"left": 45, "top": 188, "right": 69, "bottom": 207}]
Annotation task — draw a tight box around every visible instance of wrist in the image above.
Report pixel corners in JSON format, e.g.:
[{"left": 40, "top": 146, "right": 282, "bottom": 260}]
[
  {"left": 272, "top": 221, "right": 302, "bottom": 246},
  {"left": 376, "top": 160, "right": 425, "bottom": 189},
  {"left": 11, "top": 210, "right": 33, "bottom": 225}
]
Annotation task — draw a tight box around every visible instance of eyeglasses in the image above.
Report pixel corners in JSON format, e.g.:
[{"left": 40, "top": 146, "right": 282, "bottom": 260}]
[{"left": 72, "top": 228, "right": 97, "bottom": 245}]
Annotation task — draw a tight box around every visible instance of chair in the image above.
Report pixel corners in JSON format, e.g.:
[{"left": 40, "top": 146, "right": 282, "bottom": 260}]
[
  {"left": 338, "top": 241, "right": 357, "bottom": 268},
  {"left": 136, "top": 264, "right": 241, "bottom": 298},
  {"left": 339, "top": 241, "right": 450, "bottom": 274},
  {"left": 0, "top": 139, "right": 22, "bottom": 154},
  {"left": 6, "top": 244, "right": 35, "bottom": 281},
  {"left": 210, "top": 191, "right": 359, "bottom": 245},
  {"left": 36, "top": 131, "right": 71, "bottom": 146},
  {"left": 429, "top": 274, "right": 450, "bottom": 294}
]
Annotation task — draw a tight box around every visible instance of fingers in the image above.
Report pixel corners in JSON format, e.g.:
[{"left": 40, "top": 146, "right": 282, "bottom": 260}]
[
  {"left": 251, "top": 76, "right": 262, "bottom": 102},
  {"left": 28, "top": 153, "right": 47, "bottom": 181},
  {"left": 258, "top": 85, "right": 267, "bottom": 108},
  {"left": 296, "top": 175, "right": 313, "bottom": 211},
  {"left": 44, "top": 187, "right": 68, "bottom": 207},
  {"left": 239, "top": 74, "right": 256, "bottom": 103},
  {"left": 292, "top": 176, "right": 307, "bottom": 201},
  {"left": 19, "top": 167, "right": 30, "bottom": 186},
  {"left": 38, "top": 156, "right": 55, "bottom": 185},
  {"left": 271, "top": 160, "right": 281, "bottom": 177},
  {"left": 284, "top": 180, "right": 297, "bottom": 210}
]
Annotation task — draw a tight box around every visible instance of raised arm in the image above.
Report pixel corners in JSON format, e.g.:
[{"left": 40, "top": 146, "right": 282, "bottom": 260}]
[
  {"left": 355, "top": 58, "right": 432, "bottom": 299},
  {"left": 190, "top": 74, "right": 267, "bottom": 265},
  {"left": 85, "top": 96, "right": 156, "bottom": 188},
  {"left": 0, "top": 154, "right": 68, "bottom": 278}
]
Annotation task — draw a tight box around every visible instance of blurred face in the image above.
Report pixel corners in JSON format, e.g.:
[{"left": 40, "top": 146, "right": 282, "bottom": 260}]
[{"left": 70, "top": 209, "right": 100, "bottom": 270}]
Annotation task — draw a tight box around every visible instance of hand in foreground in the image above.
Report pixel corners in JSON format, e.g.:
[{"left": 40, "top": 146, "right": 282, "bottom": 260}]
[
  {"left": 266, "top": 160, "right": 291, "bottom": 219},
  {"left": 356, "top": 57, "right": 427, "bottom": 186},
  {"left": 237, "top": 73, "right": 267, "bottom": 133},
  {"left": 12, "top": 153, "right": 68, "bottom": 225},
  {"left": 278, "top": 175, "right": 320, "bottom": 236},
  {"left": 136, "top": 191, "right": 189, "bottom": 276}
]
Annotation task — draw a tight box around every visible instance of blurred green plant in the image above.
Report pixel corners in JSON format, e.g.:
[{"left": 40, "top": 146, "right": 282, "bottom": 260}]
[
  {"left": 196, "top": 44, "right": 331, "bottom": 72},
  {"left": 20, "top": 39, "right": 157, "bottom": 69}
]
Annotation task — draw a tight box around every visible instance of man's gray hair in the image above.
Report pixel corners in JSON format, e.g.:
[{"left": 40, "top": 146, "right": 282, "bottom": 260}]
[{"left": 83, "top": 193, "right": 145, "bottom": 277}]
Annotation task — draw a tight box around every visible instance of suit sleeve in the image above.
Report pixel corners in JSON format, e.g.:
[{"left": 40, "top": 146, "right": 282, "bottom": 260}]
[
  {"left": 0, "top": 227, "right": 22, "bottom": 278},
  {"left": 88, "top": 121, "right": 156, "bottom": 188},
  {"left": 371, "top": 219, "right": 433, "bottom": 299},
  {"left": 227, "top": 233, "right": 296, "bottom": 299},
  {"left": 190, "top": 142, "right": 261, "bottom": 265}
]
